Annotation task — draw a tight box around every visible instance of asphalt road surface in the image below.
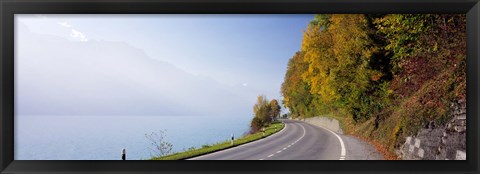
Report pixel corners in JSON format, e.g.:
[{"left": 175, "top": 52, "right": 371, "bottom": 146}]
[{"left": 190, "top": 119, "right": 351, "bottom": 160}]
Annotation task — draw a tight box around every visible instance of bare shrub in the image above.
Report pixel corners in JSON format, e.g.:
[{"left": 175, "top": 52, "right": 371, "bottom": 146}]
[{"left": 145, "top": 130, "right": 173, "bottom": 157}]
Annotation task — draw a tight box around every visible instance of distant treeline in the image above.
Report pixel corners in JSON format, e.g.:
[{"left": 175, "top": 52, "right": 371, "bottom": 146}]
[{"left": 281, "top": 14, "right": 466, "bottom": 156}]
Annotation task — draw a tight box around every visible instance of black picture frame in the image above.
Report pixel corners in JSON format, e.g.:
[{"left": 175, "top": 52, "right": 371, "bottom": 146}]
[{"left": 1, "top": 0, "right": 479, "bottom": 173}]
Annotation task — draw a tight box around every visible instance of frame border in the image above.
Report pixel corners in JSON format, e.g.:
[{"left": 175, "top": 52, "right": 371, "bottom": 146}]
[{"left": 1, "top": 0, "right": 479, "bottom": 173}]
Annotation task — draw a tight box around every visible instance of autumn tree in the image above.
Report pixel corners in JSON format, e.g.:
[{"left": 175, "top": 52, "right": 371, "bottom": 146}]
[
  {"left": 269, "top": 99, "right": 281, "bottom": 121},
  {"left": 253, "top": 95, "right": 271, "bottom": 123},
  {"left": 280, "top": 14, "right": 466, "bottom": 152},
  {"left": 250, "top": 95, "right": 272, "bottom": 133},
  {"left": 281, "top": 52, "right": 316, "bottom": 118},
  {"left": 300, "top": 14, "right": 386, "bottom": 121}
]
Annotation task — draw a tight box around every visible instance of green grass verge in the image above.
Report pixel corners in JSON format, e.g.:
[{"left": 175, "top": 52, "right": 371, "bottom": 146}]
[{"left": 150, "top": 121, "right": 285, "bottom": 160}]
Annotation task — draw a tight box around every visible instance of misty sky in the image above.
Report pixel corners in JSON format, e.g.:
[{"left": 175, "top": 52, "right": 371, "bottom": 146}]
[{"left": 15, "top": 14, "right": 313, "bottom": 117}]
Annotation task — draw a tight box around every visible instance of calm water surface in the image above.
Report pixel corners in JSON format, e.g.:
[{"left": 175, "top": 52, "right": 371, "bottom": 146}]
[{"left": 15, "top": 115, "right": 251, "bottom": 160}]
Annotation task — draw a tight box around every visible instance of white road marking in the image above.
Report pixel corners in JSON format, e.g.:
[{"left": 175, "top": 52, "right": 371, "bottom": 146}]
[
  {"left": 188, "top": 122, "right": 288, "bottom": 160},
  {"left": 260, "top": 122, "right": 307, "bottom": 160},
  {"left": 259, "top": 159, "right": 264, "bottom": 160},
  {"left": 283, "top": 147, "right": 287, "bottom": 150},
  {"left": 319, "top": 126, "right": 347, "bottom": 160}
]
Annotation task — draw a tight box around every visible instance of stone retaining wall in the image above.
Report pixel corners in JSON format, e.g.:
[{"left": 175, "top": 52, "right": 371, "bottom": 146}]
[
  {"left": 294, "top": 116, "right": 344, "bottom": 134},
  {"left": 397, "top": 99, "right": 466, "bottom": 160}
]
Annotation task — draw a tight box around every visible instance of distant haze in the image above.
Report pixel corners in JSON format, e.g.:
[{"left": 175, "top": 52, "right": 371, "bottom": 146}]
[{"left": 15, "top": 14, "right": 312, "bottom": 117}]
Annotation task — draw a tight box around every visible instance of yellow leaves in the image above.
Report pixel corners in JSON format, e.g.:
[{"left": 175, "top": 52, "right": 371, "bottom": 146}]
[
  {"left": 330, "top": 15, "right": 372, "bottom": 65},
  {"left": 253, "top": 95, "right": 269, "bottom": 115},
  {"left": 301, "top": 25, "right": 321, "bottom": 52},
  {"left": 299, "top": 14, "right": 374, "bottom": 107},
  {"left": 281, "top": 52, "right": 314, "bottom": 114}
]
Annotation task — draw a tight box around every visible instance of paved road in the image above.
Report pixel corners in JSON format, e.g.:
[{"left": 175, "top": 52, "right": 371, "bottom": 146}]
[{"left": 189, "top": 119, "right": 348, "bottom": 160}]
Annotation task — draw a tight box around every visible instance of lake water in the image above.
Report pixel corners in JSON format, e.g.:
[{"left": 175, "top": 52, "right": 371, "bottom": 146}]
[{"left": 15, "top": 115, "right": 251, "bottom": 160}]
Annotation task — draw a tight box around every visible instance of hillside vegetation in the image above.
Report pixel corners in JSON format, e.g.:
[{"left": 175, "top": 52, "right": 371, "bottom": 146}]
[{"left": 281, "top": 14, "right": 466, "bottom": 159}]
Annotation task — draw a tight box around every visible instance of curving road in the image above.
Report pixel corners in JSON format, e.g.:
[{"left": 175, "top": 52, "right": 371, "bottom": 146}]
[{"left": 189, "top": 119, "right": 349, "bottom": 160}]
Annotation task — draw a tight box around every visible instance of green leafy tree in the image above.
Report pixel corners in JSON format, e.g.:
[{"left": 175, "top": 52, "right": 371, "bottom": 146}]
[
  {"left": 310, "top": 14, "right": 331, "bottom": 30},
  {"left": 281, "top": 52, "right": 317, "bottom": 118}
]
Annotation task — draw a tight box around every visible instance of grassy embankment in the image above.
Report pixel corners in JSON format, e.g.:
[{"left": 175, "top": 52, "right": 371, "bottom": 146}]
[{"left": 150, "top": 121, "right": 285, "bottom": 160}]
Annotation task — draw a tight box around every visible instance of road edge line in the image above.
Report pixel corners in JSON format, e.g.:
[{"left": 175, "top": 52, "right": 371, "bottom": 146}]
[
  {"left": 188, "top": 121, "right": 288, "bottom": 160},
  {"left": 321, "top": 125, "right": 347, "bottom": 160},
  {"left": 296, "top": 119, "right": 346, "bottom": 160}
]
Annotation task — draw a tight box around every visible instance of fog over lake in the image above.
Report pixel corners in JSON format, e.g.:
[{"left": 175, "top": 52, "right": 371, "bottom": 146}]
[
  {"left": 14, "top": 14, "right": 311, "bottom": 160},
  {"left": 16, "top": 23, "right": 253, "bottom": 116}
]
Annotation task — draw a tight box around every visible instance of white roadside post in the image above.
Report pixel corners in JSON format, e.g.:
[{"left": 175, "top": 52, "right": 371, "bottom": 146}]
[
  {"left": 262, "top": 128, "right": 265, "bottom": 136},
  {"left": 121, "top": 148, "right": 126, "bottom": 160},
  {"left": 231, "top": 133, "right": 234, "bottom": 146}
]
